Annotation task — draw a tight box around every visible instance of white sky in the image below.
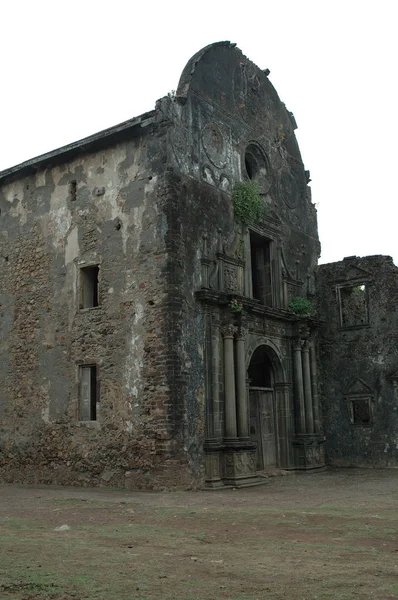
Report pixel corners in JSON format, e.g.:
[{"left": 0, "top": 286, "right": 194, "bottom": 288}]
[{"left": 1, "top": 0, "right": 397, "bottom": 264}]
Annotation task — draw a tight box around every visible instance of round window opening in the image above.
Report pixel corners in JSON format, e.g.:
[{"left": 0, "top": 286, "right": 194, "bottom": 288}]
[{"left": 244, "top": 143, "right": 268, "bottom": 181}]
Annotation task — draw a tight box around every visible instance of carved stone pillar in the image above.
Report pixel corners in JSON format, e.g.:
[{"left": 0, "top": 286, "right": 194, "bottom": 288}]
[
  {"left": 200, "top": 235, "right": 211, "bottom": 288},
  {"left": 211, "top": 317, "right": 222, "bottom": 440},
  {"left": 293, "top": 340, "right": 306, "bottom": 434},
  {"left": 310, "top": 342, "right": 321, "bottom": 434},
  {"left": 204, "top": 314, "right": 223, "bottom": 488},
  {"left": 243, "top": 230, "right": 252, "bottom": 298},
  {"left": 302, "top": 341, "right": 314, "bottom": 434},
  {"left": 276, "top": 244, "right": 283, "bottom": 308},
  {"left": 274, "top": 382, "right": 293, "bottom": 468},
  {"left": 222, "top": 325, "right": 238, "bottom": 441},
  {"left": 204, "top": 311, "right": 214, "bottom": 440},
  {"left": 236, "top": 331, "right": 249, "bottom": 440}
]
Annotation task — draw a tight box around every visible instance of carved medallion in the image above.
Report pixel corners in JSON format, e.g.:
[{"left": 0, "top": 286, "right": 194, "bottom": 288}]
[
  {"left": 170, "top": 126, "right": 189, "bottom": 168},
  {"left": 201, "top": 123, "right": 228, "bottom": 169},
  {"left": 279, "top": 164, "right": 306, "bottom": 209}
]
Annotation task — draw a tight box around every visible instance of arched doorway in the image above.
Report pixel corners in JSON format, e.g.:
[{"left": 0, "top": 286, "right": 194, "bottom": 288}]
[{"left": 248, "top": 345, "right": 278, "bottom": 472}]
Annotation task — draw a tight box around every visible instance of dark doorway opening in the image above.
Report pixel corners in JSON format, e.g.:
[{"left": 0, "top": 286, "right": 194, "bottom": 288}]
[
  {"left": 79, "top": 365, "right": 97, "bottom": 421},
  {"left": 250, "top": 233, "right": 272, "bottom": 306},
  {"left": 248, "top": 346, "right": 277, "bottom": 471}
]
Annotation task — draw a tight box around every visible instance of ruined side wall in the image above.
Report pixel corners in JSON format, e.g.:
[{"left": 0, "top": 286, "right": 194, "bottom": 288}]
[
  {"left": 0, "top": 129, "right": 187, "bottom": 488},
  {"left": 317, "top": 256, "right": 398, "bottom": 467}
]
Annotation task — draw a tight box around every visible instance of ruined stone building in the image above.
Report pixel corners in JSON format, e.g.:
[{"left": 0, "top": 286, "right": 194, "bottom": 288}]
[
  {"left": 318, "top": 256, "right": 398, "bottom": 467},
  {"left": 0, "top": 42, "right": 396, "bottom": 489}
]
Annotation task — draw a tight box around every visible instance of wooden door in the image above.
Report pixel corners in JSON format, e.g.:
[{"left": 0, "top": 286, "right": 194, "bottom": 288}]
[
  {"left": 249, "top": 389, "right": 262, "bottom": 471},
  {"left": 249, "top": 388, "right": 277, "bottom": 472},
  {"left": 259, "top": 390, "right": 276, "bottom": 469}
]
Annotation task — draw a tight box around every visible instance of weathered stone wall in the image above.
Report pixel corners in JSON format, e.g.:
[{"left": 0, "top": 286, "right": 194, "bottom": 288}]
[
  {"left": 0, "top": 42, "right": 323, "bottom": 489},
  {"left": 317, "top": 256, "right": 398, "bottom": 467},
  {"left": 162, "top": 43, "right": 322, "bottom": 480},
  {"left": 0, "top": 122, "right": 200, "bottom": 488},
  {"left": 168, "top": 43, "right": 320, "bottom": 290}
]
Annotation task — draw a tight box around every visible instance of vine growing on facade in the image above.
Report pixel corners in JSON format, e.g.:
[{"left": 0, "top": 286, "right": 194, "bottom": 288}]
[
  {"left": 288, "top": 296, "right": 315, "bottom": 317},
  {"left": 232, "top": 181, "right": 263, "bottom": 224}
]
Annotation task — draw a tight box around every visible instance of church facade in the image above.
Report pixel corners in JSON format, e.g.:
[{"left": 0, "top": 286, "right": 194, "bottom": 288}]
[{"left": 0, "top": 42, "right": 396, "bottom": 489}]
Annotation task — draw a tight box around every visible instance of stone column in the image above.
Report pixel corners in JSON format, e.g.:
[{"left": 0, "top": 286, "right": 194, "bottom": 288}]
[
  {"left": 302, "top": 341, "right": 314, "bottom": 434},
  {"left": 236, "top": 331, "right": 249, "bottom": 440},
  {"left": 293, "top": 340, "right": 306, "bottom": 434},
  {"left": 204, "top": 315, "right": 223, "bottom": 489},
  {"left": 204, "top": 311, "right": 214, "bottom": 440},
  {"left": 310, "top": 342, "right": 321, "bottom": 434},
  {"left": 243, "top": 230, "right": 252, "bottom": 298},
  {"left": 276, "top": 245, "right": 284, "bottom": 308},
  {"left": 274, "top": 383, "right": 293, "bottom": 468},
  {"left": 222, "top": 325, "right": 238, "bottom": 441},
  {"left": 210, "top": 316, "right": 222, "bottom": 440},
  {"left": 201, "top": 235, "right": 211, "bottom": 288}
]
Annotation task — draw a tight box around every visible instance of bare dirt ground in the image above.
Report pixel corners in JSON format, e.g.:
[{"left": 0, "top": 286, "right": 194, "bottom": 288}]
[{"left": 0, "top": 468, "right": 397, "bottom": 600}]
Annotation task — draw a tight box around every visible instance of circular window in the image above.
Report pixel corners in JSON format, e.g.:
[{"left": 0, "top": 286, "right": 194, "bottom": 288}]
[
  {"left": 244, "top": 143, "right": 268, "bottom": 180},
  {"left": 243, "top": 143, "right": 271, "bottom": 192}
]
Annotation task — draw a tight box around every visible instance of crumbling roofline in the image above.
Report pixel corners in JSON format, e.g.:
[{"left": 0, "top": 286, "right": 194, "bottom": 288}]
[{"left": 0, "top": 107, "right": 160, "bottom": 184}]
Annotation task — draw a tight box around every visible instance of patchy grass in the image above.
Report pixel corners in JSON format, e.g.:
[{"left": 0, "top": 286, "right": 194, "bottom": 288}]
[{"left": 0, "top": 470, "right": 397, "bottom": 599}]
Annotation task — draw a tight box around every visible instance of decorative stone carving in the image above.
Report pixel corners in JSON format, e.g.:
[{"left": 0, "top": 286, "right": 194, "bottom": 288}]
[
  {"left": 224, "top": 449, "right": 257, "bottom": 481},
  {"left": 221, "top": 324, "right": 237, "bottom": 338},
  {"left": 217, "top": 252, "right": 244, "bottom": 295},
  {"left": 219, "top": 175, "right": 230, "bottom": 192},
  {"left": 233, "top": 62, "right": 265, "bottom": 122},
  {"left": 224, "top": 264, "right": 238, "bottom": 293},
  {"left": 236, "top": 327, "right": 248, "bottom": 341},
  {"left": 201, "top": 123, "right": 229, "bottom": 169},
  {"left": 234, "top": 236, "right": 245, "bottom": 261},
  {"left": 201, "top": 165, "right": 216, "bottom": 186},
  {"left": 170, "top": 125, "right": 189, "bottom": 168},
  {"left": 204, "top": 451, "right": 223, "bottom": 489},
  {"left": 279, "top": 163, "right": 306, "bottom": 209},
  {"left": 293, "top": 438, "right": 325, "bottom": 469},
  {"left": 233, "top": 63, "right": 248, "bottom": 112}
]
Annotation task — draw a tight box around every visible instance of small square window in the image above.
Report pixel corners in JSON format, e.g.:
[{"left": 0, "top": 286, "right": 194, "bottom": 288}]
[
  {"left": 348, "top": 396, "right": 372, "bottom": 427},
  {"left": 79, "top": 265, "right": 99, "bottom": 309},
  {"left": 79, "top": 365, "right": 98, "bottom": 421}
]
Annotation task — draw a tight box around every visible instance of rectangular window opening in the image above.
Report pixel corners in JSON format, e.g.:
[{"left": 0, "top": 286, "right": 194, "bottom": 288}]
[
  {"left": 80, "top": 265, "right": 99, "bottom": 309},
  {"left": 79, "top": 365, "right": 97, "bottom": 421},
  {"left": 69, "top": 180, "right": 77, "bottom": 201},
  {"left": 349, "top": 396, "right": 372, "bottom": 426},
  {"left": 250, "top": 233, "right": 273, "bottom": 306},
  {"left": 339, "top": 283, "right": 368, "bottom": 327}
]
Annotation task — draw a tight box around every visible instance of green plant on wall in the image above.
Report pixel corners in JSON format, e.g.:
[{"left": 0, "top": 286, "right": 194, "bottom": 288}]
[
  {"left": 288, "top": 296, "right": 314, "bottom": 317},
  {"left": 232, "top": 180, "right": 263, "bottom": 225},
  {"left": 229, "top": 298, "right": 243, "bottom": 313}
]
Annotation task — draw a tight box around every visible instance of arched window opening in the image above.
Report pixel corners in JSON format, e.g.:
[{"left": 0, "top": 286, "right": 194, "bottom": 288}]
[{"left": 248, "top": 346, "right": 274, "bottom": 388}]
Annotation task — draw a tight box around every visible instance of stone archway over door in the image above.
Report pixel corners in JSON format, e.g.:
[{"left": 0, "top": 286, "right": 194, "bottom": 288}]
[{"left": 248, "top": 344, "right": 292, "bottom": 471}]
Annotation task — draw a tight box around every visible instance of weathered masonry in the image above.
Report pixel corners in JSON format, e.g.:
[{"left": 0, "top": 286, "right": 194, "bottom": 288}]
[
  {"left": 0, "top": 42, "right": 396, "bottom": 489},
  {"left": 317, "top": 256, "right": 398, "bottom": 467}
]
